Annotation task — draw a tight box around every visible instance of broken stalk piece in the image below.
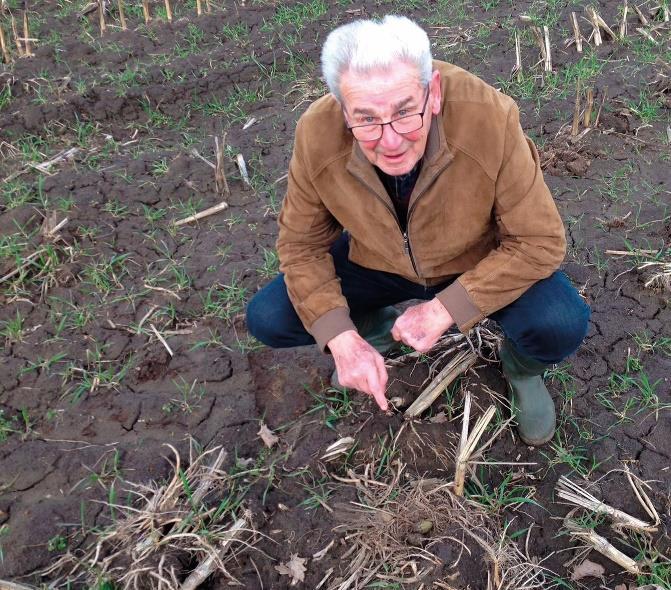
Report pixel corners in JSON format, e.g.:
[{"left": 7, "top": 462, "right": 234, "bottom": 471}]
[
  {"left": 587, "top": 7, "right": 603, "bottom": 45},
  {"left": 404, "top": 349, "right": 477, "bottom": 418},
  {"left": 22, "top": 9, "right": 33, "bottom": 56},
  {"left": 557, "top": 476, "right": 657, "bottom": 532},
  {"left": 0, "top": 23, "right": 10, "bottom": 63},
  {"left": 583, "top": 88, "right": 594, "bottom": 128},
  {"left": 117, "top": 0, "right": 126, "bottom": 29},
  {"left": 10, "top": 14, "right": 21, "bottom": 56},
  {"left": 571, "top": 81, "right": 582, "bottom": 136},
  {"left": 174, "top": 201, "right": 229, "bottom": 227},
  {"left": 454, "top": 393, "right": 497, "bottom": 496},
  {"left": 571, "top": 12, "right": 583, "bottom": 52},
  {"left": 565, "top": 520, "right": 642, "bottom": 575},
  {"left": 513, "top": 31, "right": 522, "bottom": 82},
  {"left": 142, "top": 0, "right": 150, "bottom": 24},
  {"left": 98, "top": 0, "right": 106, "bottom": 35},
  {"left": 235, "top": 153, "right": 251, "bottom": 187},
  {"left": 214, "top": 133, "right": 230, "bottom": 197}
]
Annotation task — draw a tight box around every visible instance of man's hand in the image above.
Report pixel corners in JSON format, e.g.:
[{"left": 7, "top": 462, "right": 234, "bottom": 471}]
[
  {"left": 391, "top": 298, "right": 454, "bottom": 353},
  {"left": 327, "top": 330, "right": 389, "bottom": 411}
]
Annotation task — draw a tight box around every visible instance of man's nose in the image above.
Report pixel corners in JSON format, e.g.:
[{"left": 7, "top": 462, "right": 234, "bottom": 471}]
[{"left": 378, "top": 121, "right": 404, "bottom": 150}]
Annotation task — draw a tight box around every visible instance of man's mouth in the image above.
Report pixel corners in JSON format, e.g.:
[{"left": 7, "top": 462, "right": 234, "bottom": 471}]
[{"left": 383, "top": 152, "right": 405, "bottom": 161}]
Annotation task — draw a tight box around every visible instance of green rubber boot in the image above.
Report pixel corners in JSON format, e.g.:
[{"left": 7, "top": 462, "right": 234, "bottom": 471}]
[
  {"left": 499, "top": 339, "right": 556, "bottom": 446},
  {"left": 330, "top": 306, "right": 401, "bottom": 389}
]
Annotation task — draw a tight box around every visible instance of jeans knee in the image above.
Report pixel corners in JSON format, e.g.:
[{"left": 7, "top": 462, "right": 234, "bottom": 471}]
[
  {"left": 245, "top": 295, "right": 267, "bottom": 343},
  {"left": 527, "top": 297, "right": 591, "bottom": 363},
  {"left": 245, "top": 289, "right": 314, "bottom": 348}
]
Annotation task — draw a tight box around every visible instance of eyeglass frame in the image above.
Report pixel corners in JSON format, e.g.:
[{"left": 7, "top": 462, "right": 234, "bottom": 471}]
[{"left": 344, "top": 84, "right": 431, "bottom": 142}]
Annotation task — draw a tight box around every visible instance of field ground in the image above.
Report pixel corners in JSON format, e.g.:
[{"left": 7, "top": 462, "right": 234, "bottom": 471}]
[{"left": 0, "top": 0, "right": 670, "bottom": 588}]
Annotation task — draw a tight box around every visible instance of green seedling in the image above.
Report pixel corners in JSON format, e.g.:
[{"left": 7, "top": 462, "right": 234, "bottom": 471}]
[
  {"left": 47, "top": 534, "right": 67, "bottom": 552},
  {"left": 72, "top": 115, "right": 97, "bottom": 147},
  {"left": 466, "top": 470, "right": 540, "bottom": 513},
  {"left": 151, "top": 158, "right": 169, "bottom": 176},
  {"left": 596, "top": 390, "right": 636, "bottom": 425},
  {"left": 173, "top": 195, "right": 204, "bottom": 219},
  {"left": 627, "top": 89, "right": 666, "bottom": 124},
  {"left": 13, "top": 133, "right": 50, "bottom": 162},
  {"left": 201, "top": 276, "right": 247, "bottom": 324},
  {"left": 258, "top": 248, "right": 279, "bottom": 279},
  {"left": 139, "top": 98, "right": 172, "bottom": 128},
  {"left": 541, "top": 433, "right": 600, "bottom": 478},
  {"left": 62, "top": 347, "right": 132, "bottom": 402},
  {"left": 0, "top": 524, "right": 9, "bottom": 562},
  {"left": 298, "top": 473, "right": 334, "bottom": 512},
  {"left": 141, "top": 204, "right": 167, "bottom": 224},
  {"left": 189, "top": 329, "right": 231, "bottom": 352},
  {"left": 5, "top": 242, "right": 68, "bottom": 297},
  {"left": 633, "top": 331, "right": 671, "bottom": 356},
  {"left": 80, "top": 253, "right": 132, "bottom": 297},
  {"left": 162, "top": 378, "right": 206, "bottom": 414},
  {"left": 232, "top": 334, "right": 263, "bottom": 354},
  {"left": 274, "top": 0, "right": 327, "bottom": 28},
  {"left": 0, "top": 83, "right": 12, "bottom": 110},
  {"left": 0, "top": 411, "right": 16, "bottom": 442},
  {"left": 49, "top": 296, "right": 95, "bottom": 334},
  {"left": 0, "top": 229, "right": 31, "bottom": 265},
  {"left": 102, "top": 199, "right": 129, "bottom": 218},
  {"left": 20, "top": 352, "right": 68, "bottom": 375},
  {"left": 1, "top": 179, "right": 35, "bottom": 209},
  {"left": 305, "top": 385, "right": 356, "bottom": 430},
  {"left": 222, "top": 22, "right": 250, "bottom": 43},
  {"left": 0, "top": 310, "right": 25, "bottom": 345},
  {"left": 18, "top": 408, "right": 33, "bottom": 439},
  {"left": 372, "top": 428, "right": 399, "bottom": 480},
  {"left": 81, "top": 448, "right": 123, "bottom": 493}
]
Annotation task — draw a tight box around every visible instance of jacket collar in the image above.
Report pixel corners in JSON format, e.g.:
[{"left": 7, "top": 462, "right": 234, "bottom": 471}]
[{"left": 346, "top": 112, "right": 455, "bottom": 206}]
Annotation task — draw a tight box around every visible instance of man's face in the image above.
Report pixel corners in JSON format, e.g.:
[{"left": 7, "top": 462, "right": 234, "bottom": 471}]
[{"left": 340, "top": 62, "right": 442, "bottom": 176}]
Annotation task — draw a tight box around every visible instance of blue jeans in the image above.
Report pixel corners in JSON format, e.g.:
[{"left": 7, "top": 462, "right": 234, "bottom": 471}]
[{"left": 246, "top": 235, "right": 590, "bottom": 364}]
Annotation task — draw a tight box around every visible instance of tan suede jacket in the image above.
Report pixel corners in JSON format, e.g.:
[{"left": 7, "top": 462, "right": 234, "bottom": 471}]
[{"left": 277, "top": 61, "right": 566, "bottom": 351}]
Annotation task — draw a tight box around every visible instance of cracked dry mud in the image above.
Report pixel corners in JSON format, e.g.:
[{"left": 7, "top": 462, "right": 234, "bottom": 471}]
[{"left": 0, "top": 1, "right": 669, "bottom": 588}]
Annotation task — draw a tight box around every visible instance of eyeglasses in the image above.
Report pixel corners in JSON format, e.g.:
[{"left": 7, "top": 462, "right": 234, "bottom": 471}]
[{"left": 346, "top": 85, "right": 431, "bottom": 142}]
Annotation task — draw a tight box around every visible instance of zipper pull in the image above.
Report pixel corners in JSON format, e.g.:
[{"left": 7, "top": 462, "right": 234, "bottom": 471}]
[{"left": 403, "top": 232, "right": 410, "bottom": 255}]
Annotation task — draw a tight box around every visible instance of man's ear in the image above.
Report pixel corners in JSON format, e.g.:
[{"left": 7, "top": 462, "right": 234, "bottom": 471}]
[{"left": 430, "top": 69, "right": 442, "bottom": 115}]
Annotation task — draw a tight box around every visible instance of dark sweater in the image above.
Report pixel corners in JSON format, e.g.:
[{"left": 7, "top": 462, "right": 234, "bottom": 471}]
[{"left": 375, "top": 160, "right": 422, "bottom": 231}]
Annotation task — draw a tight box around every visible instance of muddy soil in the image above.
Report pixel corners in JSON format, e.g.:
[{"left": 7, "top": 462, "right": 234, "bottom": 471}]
[{"left": 0, "top": 1, "right": 670, "bottom": 588}]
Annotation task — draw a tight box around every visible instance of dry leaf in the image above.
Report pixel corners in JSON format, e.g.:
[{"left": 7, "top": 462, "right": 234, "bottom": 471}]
[
  {"left": 275, "top": 553, "right": 307, "bottom": 585},
  {"left": 258, "top": 422, "right": 279, "bottom": 448},
  {"left": 429, "top": 411, "right": 448, "bottom": 423},
  {"left": 570, "top": 559, "right": 605, "bottom": 581},
  {"left": 613, "top": 584, "right": 626, "bottom": 590}
]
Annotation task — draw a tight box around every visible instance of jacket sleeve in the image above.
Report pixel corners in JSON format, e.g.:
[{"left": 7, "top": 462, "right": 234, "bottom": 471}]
[
  {"left": 436, "top": 101, "right": 566, "bottom": 332},
  {"left": 276, "top": 118, "right": 356, "bottom": 351}
]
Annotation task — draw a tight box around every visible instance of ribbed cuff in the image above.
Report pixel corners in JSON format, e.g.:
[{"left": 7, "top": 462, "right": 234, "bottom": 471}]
[
  {"left": 310, "top": 307, "right": 357, "bottom": 353},
  {"left": 435, "top": 280, "right": 483, "bottom": 332}
]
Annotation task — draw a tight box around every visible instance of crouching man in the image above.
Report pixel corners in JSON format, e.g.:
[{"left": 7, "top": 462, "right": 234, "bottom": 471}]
[{"left": 246, "top": 15, "right": 590, "bottom": 446}]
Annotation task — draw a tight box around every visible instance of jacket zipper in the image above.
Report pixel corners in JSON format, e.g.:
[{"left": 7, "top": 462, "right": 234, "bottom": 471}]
[
  {"left": 403, "top": 231, "right": 420, "bottom": 277},
  {"left": 402, "top": 157, "right": 454, "bottom": 277},
  {"left": 357, "top": 177, "right": 422, "bottom": 278}
]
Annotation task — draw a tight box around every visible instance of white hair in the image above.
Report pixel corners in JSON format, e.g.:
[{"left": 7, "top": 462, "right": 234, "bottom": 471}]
[{"left": 321, "top": 15, "right": 433, "bottom": 102}]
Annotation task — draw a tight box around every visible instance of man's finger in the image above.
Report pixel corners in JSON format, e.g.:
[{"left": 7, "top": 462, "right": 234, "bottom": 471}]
[
  {"left": 371, "top": 389, "right": 388, "bottom": 411},
  {"left": 370, "top": 357, "right": 389, "bottom": 411}
]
